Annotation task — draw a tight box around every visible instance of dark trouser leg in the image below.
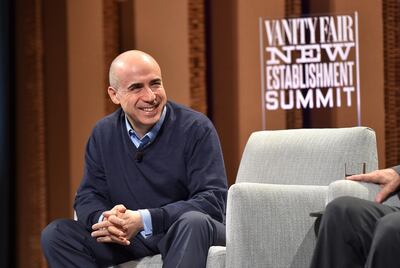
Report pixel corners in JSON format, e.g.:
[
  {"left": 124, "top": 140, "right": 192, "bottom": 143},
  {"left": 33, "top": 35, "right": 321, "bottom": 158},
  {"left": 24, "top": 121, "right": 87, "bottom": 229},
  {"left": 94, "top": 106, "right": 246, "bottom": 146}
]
[
  {"left": 41, "top": 219, "right": 159, "bottom": 268},
  {"left": 310, "top": 196, "right": 400, "bottom": 268},
  {"left": 366, "top": 211, "right": 400, "bottom": 267},
  {"left": 157, "top": 211, "right": 226, "bottom": 268}
]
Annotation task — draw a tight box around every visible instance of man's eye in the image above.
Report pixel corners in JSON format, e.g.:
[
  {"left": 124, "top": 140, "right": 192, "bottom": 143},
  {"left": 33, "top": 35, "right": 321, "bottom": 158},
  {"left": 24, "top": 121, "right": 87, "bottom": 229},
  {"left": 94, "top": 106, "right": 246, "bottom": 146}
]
[
  {"left": 151, "top": 83, "right": 162, "bottom": 88},
  {"left": 128, "top": 86, "right": 142, "bottom": 92}
]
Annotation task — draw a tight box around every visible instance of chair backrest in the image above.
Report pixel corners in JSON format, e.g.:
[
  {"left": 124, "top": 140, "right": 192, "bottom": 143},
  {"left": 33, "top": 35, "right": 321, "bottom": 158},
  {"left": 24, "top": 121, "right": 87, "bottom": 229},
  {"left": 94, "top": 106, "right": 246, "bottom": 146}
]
[{"left": 236, "top": 127, "right": 378, "bottom": 185}]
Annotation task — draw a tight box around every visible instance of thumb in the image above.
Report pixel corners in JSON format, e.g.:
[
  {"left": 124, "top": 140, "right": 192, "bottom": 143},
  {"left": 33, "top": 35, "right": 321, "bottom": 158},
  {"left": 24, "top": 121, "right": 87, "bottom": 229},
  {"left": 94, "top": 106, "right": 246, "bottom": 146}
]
[
  {"left": 375, "top": 186, "right": 391, "bottom": 203},
  {"left": 117, "top": 206, "right": 127, "bottom": 213},
  {"left": 113, "top": 204, "right": 127, "bottom": 213}
]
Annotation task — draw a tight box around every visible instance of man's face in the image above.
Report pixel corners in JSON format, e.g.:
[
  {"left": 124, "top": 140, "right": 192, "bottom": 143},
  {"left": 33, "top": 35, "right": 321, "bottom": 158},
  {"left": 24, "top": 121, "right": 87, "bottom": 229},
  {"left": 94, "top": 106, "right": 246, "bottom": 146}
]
[{"left": 108, "top": 57, "right": 167, "bottom": 136}]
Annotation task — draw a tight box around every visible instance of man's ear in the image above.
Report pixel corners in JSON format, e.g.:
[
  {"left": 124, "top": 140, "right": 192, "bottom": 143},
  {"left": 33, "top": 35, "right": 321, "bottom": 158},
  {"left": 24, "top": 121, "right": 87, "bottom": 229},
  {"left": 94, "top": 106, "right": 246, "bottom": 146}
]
[{"left": 108, "top": 87, "right": 120, "bottom": 105}]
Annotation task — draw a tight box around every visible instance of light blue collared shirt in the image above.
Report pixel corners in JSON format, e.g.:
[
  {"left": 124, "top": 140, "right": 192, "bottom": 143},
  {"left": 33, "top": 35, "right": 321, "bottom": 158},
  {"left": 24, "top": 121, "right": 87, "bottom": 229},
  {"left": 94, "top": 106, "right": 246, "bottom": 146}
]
[
  {"left": 125, "top": 106, "right": 166, "bottom": 150},
  {"left": 125, "top": 106, "right": 167, "bottom": 238}
]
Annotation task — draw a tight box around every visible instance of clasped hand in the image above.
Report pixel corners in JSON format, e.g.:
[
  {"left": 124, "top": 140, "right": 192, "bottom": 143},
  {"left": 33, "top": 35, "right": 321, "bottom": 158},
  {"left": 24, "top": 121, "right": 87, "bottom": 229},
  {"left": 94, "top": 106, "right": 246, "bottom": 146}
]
[{"left": 91, "top": 204, "right": 144, "bottom": 246}]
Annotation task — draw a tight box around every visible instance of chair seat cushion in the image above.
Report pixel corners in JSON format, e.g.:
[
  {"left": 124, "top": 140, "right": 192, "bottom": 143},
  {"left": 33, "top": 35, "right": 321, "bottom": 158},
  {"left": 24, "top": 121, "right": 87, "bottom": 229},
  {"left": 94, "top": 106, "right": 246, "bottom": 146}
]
[{"left": 115, "top": 246, "right": 226, "bottom": 268}]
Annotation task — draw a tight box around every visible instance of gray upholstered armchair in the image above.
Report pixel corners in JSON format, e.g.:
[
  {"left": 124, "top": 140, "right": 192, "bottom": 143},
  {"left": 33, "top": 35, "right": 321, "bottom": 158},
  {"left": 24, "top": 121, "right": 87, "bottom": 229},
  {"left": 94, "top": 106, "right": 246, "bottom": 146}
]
[
  {"left": 116, "top": 127, "right": 400, "bottom": 267},
  {"left": 225, "top": 127, "right": 400, "bottom": 268}
]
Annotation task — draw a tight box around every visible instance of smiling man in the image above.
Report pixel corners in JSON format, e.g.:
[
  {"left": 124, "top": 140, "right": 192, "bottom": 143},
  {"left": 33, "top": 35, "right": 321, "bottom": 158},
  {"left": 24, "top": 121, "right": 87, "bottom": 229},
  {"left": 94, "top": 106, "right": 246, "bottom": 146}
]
[
  {"left": 41, "top": 50, "right": 227, "bottom": 268},
  {"left": 107, "top": 51, "right": 167, "bottom": 137}
]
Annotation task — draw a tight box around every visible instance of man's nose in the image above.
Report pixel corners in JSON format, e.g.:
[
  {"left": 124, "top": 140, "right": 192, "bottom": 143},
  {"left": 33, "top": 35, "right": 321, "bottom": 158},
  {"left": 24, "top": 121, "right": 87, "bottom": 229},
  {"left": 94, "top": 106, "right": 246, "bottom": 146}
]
[{"left": 142, "top": 86, "right": 156, "bottom": 101}]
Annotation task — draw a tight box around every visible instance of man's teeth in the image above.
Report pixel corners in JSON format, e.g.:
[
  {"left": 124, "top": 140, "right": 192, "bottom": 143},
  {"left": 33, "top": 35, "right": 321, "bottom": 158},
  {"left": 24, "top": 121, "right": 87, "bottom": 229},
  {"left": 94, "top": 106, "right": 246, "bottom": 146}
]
[{"left": 142, "top": 107, "right": 155, "bottom": 112}]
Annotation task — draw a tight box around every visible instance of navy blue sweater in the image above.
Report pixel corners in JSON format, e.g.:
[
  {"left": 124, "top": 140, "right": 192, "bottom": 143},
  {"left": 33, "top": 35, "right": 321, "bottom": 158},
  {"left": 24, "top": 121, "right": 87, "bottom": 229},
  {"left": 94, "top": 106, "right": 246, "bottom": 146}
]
[{"left": 74, "top": 101, "right": 227, "bottom": 235}]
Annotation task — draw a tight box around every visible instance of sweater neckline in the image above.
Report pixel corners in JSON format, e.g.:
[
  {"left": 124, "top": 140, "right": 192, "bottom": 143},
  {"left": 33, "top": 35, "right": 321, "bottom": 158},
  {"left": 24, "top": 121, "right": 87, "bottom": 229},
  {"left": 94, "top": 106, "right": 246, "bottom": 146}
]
[{"left": 119, "top": 103, "right": 171, "bottom": 162}]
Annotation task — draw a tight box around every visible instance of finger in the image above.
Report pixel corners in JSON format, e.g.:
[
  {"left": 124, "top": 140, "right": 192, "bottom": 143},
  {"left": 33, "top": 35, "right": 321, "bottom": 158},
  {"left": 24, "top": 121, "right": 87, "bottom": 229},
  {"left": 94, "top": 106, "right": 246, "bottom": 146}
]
[
  {"left": 103, "top": 205, "right": 127, "bottom": 219},
  {"left": 97, "top": 235, "right": 130, "bottom": 245},
  {"left": 103, "top": 210, "right": 118, "bottom": 218},
  {"left": 116, "top": 209, "right": 126, "bottom": 218},
  {"left": 113, "top": 204, "right": 127, "bottom": 213},
  {"left": 375, "top": 185, "right": 392, "bottom": 203},
  {"left": 96, "top": 236, "right": 113, "bottom": 243},
  {"left": 91, "top": 229, "right": 110, "bottom": 238},
  {"left": 104, "top": 209, "right": 126, "bottom": 219},
  {"left": 346, "top": 173, "right": 376, "bottom": 182},
  {"left": 108, "top": 214, "right": 125, "bottom": 226},
  {"left": 92, "top": 229, "right": 129, "bottom": 245},
  {"left": 107, "top": 225, "right": 126, "bottom": 237},
  {"left": 92, "top": 220, "right": 112, "bottom": 231},
  {"left": 103, "top": 212, "right": 113, "bottom": 218},
  {"left": 110, "top": 235, "right": 130, "bottom": 245}
]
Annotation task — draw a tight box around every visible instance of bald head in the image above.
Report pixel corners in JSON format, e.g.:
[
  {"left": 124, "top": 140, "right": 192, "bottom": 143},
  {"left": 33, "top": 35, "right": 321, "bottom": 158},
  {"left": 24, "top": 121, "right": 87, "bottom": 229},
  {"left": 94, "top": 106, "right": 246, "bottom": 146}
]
[
  {"left": 107, "top": 50, "right": 167, "bottom": 137},
  {"left": 109, "top": 50, "right": 162, "bottom": 89}
]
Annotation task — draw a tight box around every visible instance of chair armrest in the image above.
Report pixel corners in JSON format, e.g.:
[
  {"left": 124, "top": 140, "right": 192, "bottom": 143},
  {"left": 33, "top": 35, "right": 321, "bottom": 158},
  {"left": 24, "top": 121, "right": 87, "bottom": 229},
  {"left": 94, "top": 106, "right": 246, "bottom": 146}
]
[
  {"left": 327, "top": 179, "right": 400, "bottom": 207},
  {"left": 206, "top": 246, "right": 226, "bottom": 268},
  {"left": 226, "top": 182, "right": 327, "bottom": 268},
  {"left": 327, "top": 180, "right": 369, "bottom": 204}
]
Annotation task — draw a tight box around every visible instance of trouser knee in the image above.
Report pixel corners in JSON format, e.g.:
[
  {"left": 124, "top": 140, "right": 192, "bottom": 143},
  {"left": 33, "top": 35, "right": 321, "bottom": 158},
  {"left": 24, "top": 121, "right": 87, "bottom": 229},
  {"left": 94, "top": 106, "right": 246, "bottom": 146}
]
[
  {"left": 41, "top": 218, "right": 89, "bottom": 257},
  {"left": 162, "top": 211, "right": 216, "bottom": 249},
  {"left": 373, "top": 213, "right": 400, "bottom": 246},
  {"left": 158, "top": 211, "right": 217, "bottom": 268},
  {"left": 175, "top": 211, "right": 212, "bottom": 231},
  {"left": 324, "top": 196, "right": 368, "bottom": 224},
  {"left": 41, "top": 219, "right": 71, "bottom": 250}
]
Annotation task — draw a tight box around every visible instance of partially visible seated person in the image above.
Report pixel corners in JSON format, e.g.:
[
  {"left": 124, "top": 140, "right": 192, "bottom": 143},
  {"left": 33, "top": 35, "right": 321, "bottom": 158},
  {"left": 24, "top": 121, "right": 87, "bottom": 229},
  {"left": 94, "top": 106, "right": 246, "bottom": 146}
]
[
  {"left": 310, "top": 166, "right": 400, "bottom": 268},
  {"left": 41, "top": 50, "right": 227, "bottom": 268}
]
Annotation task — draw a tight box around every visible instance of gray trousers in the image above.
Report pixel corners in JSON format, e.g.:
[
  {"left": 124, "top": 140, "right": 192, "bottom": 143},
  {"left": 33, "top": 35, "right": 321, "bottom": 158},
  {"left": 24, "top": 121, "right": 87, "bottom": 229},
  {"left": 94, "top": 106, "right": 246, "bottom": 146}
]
[
  {"left": 41, "top": 211, "right": 225, "bottom": 268},
  {"left": 310, "top": 196, "right": 400, "bottom": 268}
]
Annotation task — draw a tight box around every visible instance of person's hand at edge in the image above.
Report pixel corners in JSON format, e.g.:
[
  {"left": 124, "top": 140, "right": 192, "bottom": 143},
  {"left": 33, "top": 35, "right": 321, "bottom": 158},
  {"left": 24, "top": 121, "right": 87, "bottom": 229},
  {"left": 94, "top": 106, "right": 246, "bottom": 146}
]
[{"left": 347, "top": 168, "right": 400, "bottom": 203}]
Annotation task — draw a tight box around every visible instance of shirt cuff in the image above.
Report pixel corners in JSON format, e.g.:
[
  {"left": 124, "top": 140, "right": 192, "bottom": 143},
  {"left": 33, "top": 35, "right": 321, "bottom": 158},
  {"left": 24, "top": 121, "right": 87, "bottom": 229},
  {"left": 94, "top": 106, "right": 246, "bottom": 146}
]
[
  {"left": 98, "top": 213, "right": 104, "bottom": 223},
  {"left": 138, "top": 209, "right": 153, "bottom": 238}
]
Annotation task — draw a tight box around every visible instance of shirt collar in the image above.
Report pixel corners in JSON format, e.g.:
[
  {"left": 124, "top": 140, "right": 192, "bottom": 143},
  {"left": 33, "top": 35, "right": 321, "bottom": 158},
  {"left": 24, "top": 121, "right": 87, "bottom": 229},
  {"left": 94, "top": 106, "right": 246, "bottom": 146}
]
[{"left": 125, "top": 105, "right": 167, "bottom": 147}]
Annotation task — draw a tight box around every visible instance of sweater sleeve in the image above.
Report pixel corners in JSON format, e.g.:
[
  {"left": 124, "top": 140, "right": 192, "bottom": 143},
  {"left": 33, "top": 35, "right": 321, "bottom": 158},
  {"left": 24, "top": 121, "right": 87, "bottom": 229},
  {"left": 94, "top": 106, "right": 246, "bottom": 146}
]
[
  {"left": 73, "top": 129, "right": 112, "bottom": 230},
  {"left": 391, "top": 165, "right": 400, "bottom": 175},
  {"left": 148, "top": 121, "right": 228, "bottom": 235}
]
